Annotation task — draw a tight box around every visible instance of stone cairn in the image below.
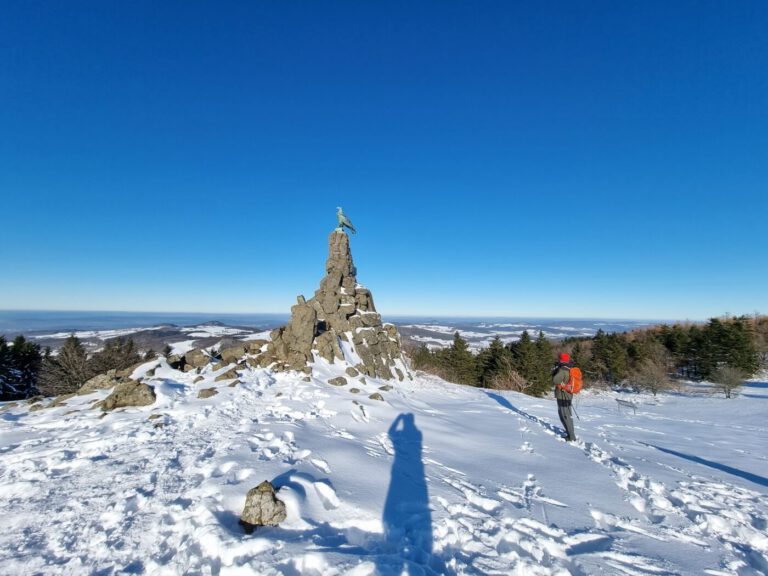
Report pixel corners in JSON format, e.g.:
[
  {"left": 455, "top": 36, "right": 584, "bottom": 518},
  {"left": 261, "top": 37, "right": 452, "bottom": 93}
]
[{"left": 253, "top": 229, "right": 408, "bottom": 380}]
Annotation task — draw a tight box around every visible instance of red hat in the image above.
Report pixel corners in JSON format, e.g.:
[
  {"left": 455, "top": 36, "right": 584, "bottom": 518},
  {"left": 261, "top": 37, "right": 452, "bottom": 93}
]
[{"left": 559, "top": 352, "right": 570, "bottom": 363}]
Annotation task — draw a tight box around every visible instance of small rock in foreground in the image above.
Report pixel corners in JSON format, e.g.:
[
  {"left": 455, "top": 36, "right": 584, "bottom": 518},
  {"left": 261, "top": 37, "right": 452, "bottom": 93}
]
[{"left": 239, "top": 481, "right": 287, "bottom": 534}]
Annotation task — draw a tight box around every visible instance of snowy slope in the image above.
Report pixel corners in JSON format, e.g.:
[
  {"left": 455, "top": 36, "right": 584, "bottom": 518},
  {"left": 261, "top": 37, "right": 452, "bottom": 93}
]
[{"left": 1, "top": 361, "right": 767, "bottom": 575}]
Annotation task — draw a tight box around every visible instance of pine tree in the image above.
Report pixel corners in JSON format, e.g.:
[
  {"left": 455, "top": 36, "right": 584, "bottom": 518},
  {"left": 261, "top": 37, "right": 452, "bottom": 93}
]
[
  {"left": 697, "top": 318, "right": 758, "bottom": 379},
  {"left": 530, "top": 331, "right": 554, "bottom": 396},
  {"left": 509, "top": 331, "right": 539, "bottom": 390},
  {"left": 446, "top": 332, "right": 477, "bottom": 385},
  {"left": 410, "top": 344, "right": 434, "bottom": 370},
  {"left": 592, "top": 330, "right": 629, "bottom": 384},
  {"left": 38, "top": 335, "right": 91, "bottom": 396},
  {"left": 570, "top": 340, "right": 592, "bottom": 381},
  {"left": 478, "top": 336, "right": 511, "bottom": 387},
  {"left": 0, "top": 336, "right": 12, "bottom": 399},
  {"left": 11, "top": 335, "right": 42, "bottom": 390},
  {"left": 89, "top": 337, "right": 141, "bottom": 375},
  {"left": 0, "top": 335, "right": 43, "bottom": 400}
]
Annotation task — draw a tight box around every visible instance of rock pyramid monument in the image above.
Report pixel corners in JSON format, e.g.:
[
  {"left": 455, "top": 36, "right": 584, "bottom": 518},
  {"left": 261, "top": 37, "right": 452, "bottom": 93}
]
[{"left": 254, "top": 210, "right": 410, "bottom": 380}]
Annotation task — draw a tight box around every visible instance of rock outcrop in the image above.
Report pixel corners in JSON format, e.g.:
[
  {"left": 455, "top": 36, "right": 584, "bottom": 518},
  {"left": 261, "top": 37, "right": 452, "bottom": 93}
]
[
  {"left": 256, "top": 230, "right": 409, "bottom": 379},
  {"left": 78, "top": 364, "right": 146, "bottom": 395},
  {"left": 239, "top": 480, "right": 287, "bottom": 533},
  {"left": 78, "top": 370, "right": 123, "bottom": 395},
  {"left": 101, "top": 380, "right": 156, "bottom": 411}
]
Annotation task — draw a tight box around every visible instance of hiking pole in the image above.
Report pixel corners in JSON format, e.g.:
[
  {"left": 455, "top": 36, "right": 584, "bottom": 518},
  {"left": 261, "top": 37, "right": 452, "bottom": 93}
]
[{"left": 571, "top": 402, "right": 581, "bottom": 421}]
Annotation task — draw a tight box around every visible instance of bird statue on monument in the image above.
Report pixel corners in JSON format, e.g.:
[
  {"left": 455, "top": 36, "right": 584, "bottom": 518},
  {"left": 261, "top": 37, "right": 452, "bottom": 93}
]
[{"left": 336, "top": 206, "right": 357, "bottom": 234}]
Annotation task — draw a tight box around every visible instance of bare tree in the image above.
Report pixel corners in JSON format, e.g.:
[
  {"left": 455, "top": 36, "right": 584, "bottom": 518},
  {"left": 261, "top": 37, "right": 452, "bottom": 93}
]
[
  {"left": 488, "top": 357, "right": 531, "bottom": 393},
  {"left": 711, "top": 365, "right": 746, "bottom": 399},
  {"left": 632, "top": 358, "right": 671, "bottom": 397}
]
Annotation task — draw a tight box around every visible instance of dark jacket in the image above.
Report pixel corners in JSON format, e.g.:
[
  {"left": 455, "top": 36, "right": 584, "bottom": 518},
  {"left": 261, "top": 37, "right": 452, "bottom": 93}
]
[{"left": 552, "top": 361, "right": 573, "bottom": 400}]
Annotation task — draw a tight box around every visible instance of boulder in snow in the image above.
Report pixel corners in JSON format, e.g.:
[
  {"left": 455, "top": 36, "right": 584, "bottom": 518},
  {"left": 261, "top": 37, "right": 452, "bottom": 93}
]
[
  {"left": 214, "top": 367, "right": 239, "bottom": 382},
  {"left": 184, "top": 349, "right": 209, "bottom": 368},
  {"left": 239, "top": 481, "right": 286, "bottom": 533},
  {"left": 101, "top": 380, "right": 156, "bottom": 411},
  {"left": 78, "top": 370, "right": 121, "bottom": 395},
  {"left": 219, "top": 345, "right": 246, "bottom": 365}
]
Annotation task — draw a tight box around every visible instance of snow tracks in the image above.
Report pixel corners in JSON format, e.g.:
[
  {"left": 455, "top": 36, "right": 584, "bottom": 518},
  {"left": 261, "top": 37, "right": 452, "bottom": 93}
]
[{"left": 486, "top": 390, "right": 768, "bottom": 575}]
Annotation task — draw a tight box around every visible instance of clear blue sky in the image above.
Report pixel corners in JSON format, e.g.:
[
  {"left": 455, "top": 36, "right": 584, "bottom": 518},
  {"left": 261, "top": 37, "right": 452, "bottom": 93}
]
[{"left": 1, "top": 1, "right": 766, "bottom": 320}]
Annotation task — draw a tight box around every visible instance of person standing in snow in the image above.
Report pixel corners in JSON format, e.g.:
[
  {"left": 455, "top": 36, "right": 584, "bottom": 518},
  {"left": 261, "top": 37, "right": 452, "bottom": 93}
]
[{"left": 552, "top": 352, "right": 577, "bottom": 442}]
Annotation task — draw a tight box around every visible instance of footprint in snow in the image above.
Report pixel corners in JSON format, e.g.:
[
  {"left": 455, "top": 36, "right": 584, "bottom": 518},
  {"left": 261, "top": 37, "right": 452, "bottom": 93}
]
[
  {"left": 443, "top": 477, "right": 501, "bottom": 513},
  {"left": 314, "top": 481, "right": 340, "bottom": 510},
  {"left": 211, "top": 461, "right": 237, "bottom": 478},
  {"left": 310, "top": 458, "right": 331, "bottom": 474}
]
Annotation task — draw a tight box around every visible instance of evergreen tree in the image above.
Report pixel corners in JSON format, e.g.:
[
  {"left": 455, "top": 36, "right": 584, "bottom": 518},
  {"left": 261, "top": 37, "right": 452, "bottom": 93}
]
[
  {"left": 509, "top": 331, "right": 539, "bottom": 389},
  {"left": 0, "top": 336, "right": 9, "bottom": 383},
  {"left": 38, "top": 335, "right": 91, "bottom": 396},
  {"left": 478, "top": 336, "right": 511, "bottom": 387},
  {"left": 10, "top": 336, "right": 43, "bottom": 389},
  {"left": 697, "top": 317, "right": 758, "bottom": 379},
  {"left": 89, "top": 337, "right": 141, "bottom": 375},
  {"left": 723, "top": 317, "right": 759, "bottom": 375},
  {"left": 445, "top": 332, "right": 477, "bottom": 385},
  {"left": 410, "top": 344, "right": 434, "bottom": 370},
  {"left": 530, "top": 331, "right": 554, "bottom": 396},
  {"left": 684, "top": 324, "right": 704, "bottom": 378},
  {"left": 0, "top": 335, "right": 43, "bottom": 400},
  {"left": 592, "top": 330, "right": 629, "bottom": 384},
  {"left": 570, "top": 341, "right": 590, "bottom": 378}
]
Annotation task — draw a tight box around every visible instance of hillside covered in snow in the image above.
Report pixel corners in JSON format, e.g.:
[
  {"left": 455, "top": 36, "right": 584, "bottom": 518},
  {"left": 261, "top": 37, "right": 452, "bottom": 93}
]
[{"left": 1, "top": 356, "right": 767, "bottom": 575}]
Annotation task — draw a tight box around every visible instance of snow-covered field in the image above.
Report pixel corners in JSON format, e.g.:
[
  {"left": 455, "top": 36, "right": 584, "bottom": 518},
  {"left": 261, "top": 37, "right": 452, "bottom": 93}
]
[
  {"left": 398, "top": 320, "right": 657, "bottom": 352},
  {"left": 32, "top": 326, "right": 166, "bottom": 341},
  {"left": 1, "top": 361, "right": 767, "bottom": 575}
]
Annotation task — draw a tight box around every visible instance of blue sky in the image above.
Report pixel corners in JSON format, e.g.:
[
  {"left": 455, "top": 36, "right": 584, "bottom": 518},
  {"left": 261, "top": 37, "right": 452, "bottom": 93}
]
[{"left": 1, "top": 1, "right": 766, "bottom": 320}]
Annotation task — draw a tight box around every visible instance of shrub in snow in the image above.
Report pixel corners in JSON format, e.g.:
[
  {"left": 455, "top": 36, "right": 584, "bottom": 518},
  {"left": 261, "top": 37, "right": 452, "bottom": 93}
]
[{"left": 712, "top": 365, "right": 746, "bottom": 399}]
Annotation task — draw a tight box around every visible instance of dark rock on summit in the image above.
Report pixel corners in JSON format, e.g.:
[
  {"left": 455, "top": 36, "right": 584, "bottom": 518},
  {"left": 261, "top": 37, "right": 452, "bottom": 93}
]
[{"left": 262, "top": 230, "right": 409, "bottom": 379}]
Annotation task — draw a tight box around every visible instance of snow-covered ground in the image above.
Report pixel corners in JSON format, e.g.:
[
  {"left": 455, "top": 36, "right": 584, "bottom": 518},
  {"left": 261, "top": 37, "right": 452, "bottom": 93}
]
[
  {"left": 1, "top": 362, "right": 767, "bottom": 575},
  {"left": 180, "top": 325, "right": 251, "bottom": 338},
  {"left": 32, "top": 326, "right": 167, "bottom": 340}
]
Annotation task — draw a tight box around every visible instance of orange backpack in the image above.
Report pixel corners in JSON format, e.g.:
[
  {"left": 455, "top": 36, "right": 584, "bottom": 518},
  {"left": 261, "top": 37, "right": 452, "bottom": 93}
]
[{"left": 559, "top": 367, "right": 583, "bottom": 394}]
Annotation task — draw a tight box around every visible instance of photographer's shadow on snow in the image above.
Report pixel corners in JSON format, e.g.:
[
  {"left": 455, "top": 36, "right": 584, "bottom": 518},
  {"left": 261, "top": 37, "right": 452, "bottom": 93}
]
[{"left": 377, "top": 413, "right": 446, "bottom": 576}]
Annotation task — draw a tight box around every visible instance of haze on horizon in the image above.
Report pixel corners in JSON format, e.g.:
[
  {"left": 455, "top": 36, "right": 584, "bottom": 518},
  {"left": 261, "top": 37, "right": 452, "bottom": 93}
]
[{"left": 1, "top": 3, "right": 765, "bottom": 321}]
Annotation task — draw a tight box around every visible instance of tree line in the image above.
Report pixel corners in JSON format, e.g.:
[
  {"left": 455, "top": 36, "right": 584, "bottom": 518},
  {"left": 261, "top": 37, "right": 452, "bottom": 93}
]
[
  {"left": 2, "top": 314, "right": 766, "bottom": 401},
  {"left": 0, "top": 335, "right": 154, "bottom": 401},
  {"left": 408, "top": 315, "right": 767, "bottom": 398}
]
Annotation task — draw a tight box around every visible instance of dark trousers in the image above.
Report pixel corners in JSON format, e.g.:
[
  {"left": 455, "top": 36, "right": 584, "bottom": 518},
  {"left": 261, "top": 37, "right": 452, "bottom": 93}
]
[{"left": 556, "top": 393, "right": 576, "bottom": 441}]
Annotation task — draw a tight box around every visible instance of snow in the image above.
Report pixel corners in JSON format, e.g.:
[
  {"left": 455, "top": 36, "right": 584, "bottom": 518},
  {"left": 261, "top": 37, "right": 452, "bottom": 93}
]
[
  {"left": 181, "top": 325, "right": 249, "bottom": 338},
  {"left": 32, "top": 326, "right": 165, "bottom": 340},
  {"left": 242, "top": 331, "right": 274, "bottom": 342},
  {"left": 1, "top": 361, "right": 767, "bottom": 575},
  {"left": 170, "top": 339, "right": 197, "bottom": 355},
  {"left": 338, "top": 335, "right": 363, "bottom": 367}
]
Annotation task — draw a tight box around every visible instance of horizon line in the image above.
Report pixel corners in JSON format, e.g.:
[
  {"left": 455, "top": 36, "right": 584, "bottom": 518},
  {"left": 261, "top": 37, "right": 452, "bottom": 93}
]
[{"left": 0, "top": 308, "right": 710, "bottom": 324}]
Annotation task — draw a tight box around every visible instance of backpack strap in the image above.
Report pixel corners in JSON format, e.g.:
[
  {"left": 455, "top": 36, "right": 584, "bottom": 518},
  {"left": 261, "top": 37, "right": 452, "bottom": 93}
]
[{"left": 556, "top": 366, "right": 571, "bottom": 393}]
